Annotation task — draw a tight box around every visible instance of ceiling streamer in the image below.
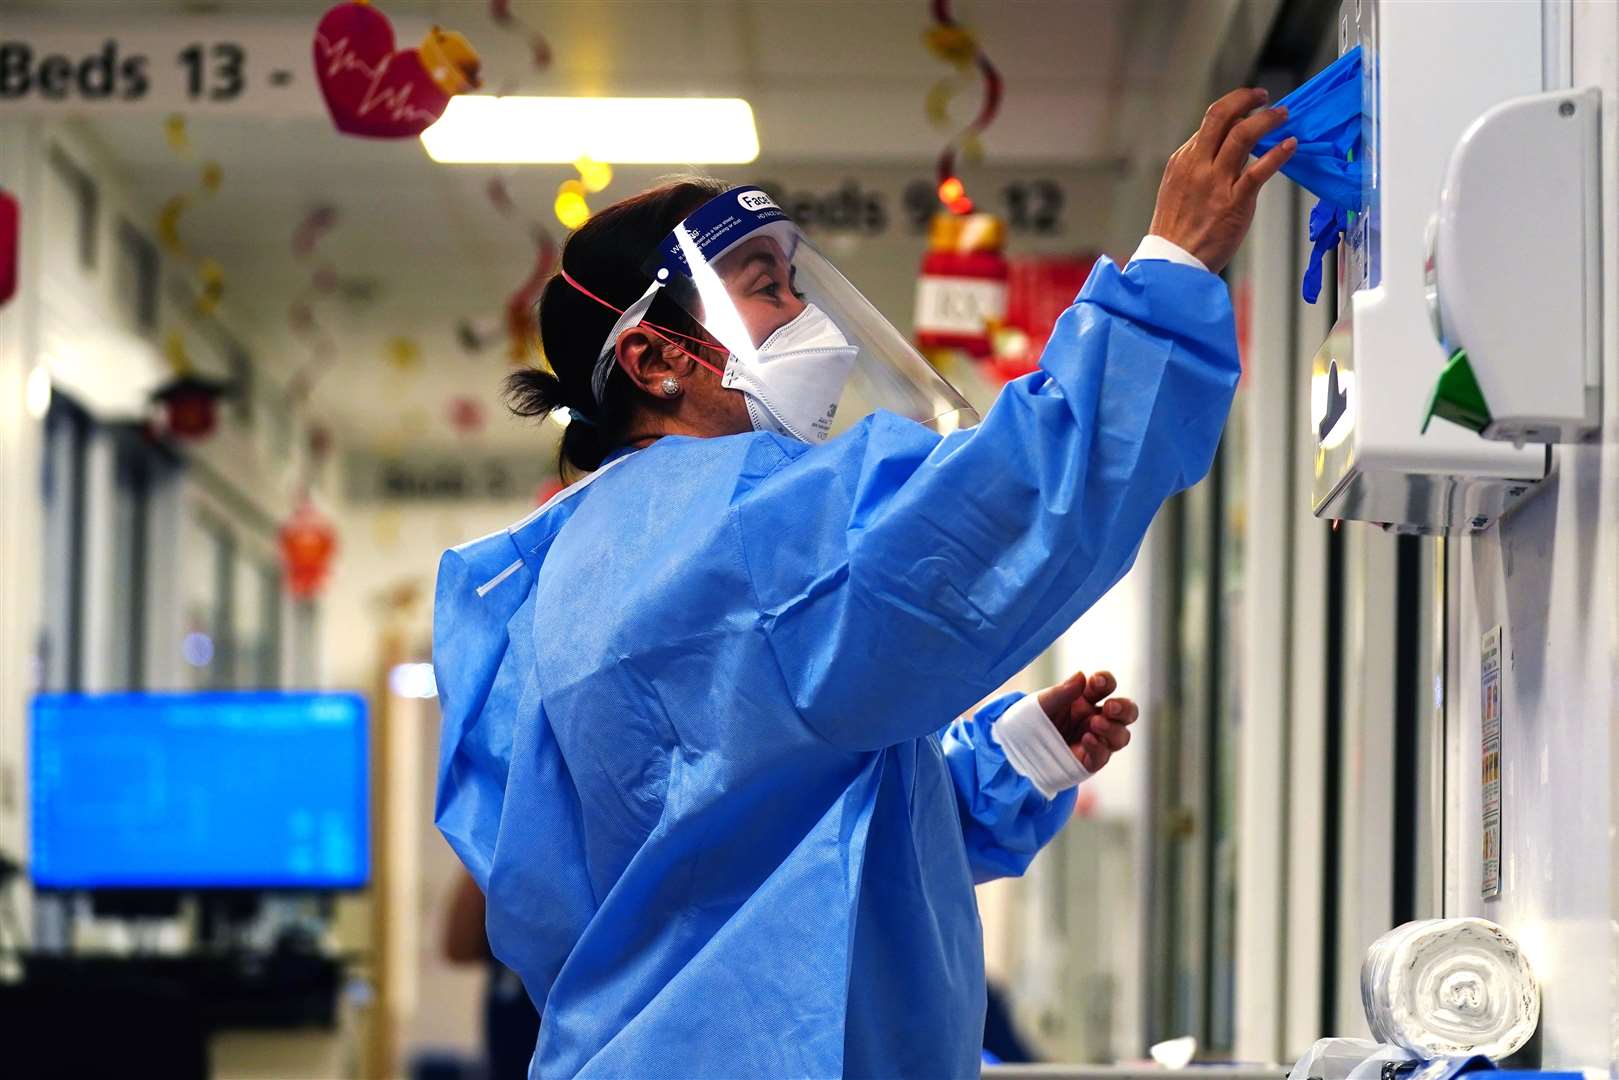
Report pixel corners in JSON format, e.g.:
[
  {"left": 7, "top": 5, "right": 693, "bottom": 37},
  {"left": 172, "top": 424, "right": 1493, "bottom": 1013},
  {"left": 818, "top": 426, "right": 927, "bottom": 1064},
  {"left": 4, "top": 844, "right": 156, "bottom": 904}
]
[
  {"left": 155, "top": 114, "right": 226, "bottom": 329},
  {"left": 146, "top": 113, "right": 234, "bottom": 441},
  {"left": 486, "top": 177, "right": 560, "bottom": 364},
  {"left": 476, "top": 163, "right": 613, "bottom": 366},
  {"left": 487, "top": 0, "right": 553, "bottom": 93},
  {"left": 457, "top": 3, "right": 578, "bottom": 367},
  {"left": 284, "top": 204, "right": 346, "bottom": 407},
  {"left": 922, "top": 0, "right": 1004, "bottom": 215}
]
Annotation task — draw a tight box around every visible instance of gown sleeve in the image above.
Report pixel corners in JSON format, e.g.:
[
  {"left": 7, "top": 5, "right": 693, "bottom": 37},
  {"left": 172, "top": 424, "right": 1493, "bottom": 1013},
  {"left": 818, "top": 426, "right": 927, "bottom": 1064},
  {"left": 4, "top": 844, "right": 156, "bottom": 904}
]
[
  {"left": 941, "top": 693, "right": 1078, "bottom": 884},
  {"left": 734, "top": 256, "right": 1238, "bottom": 751}
]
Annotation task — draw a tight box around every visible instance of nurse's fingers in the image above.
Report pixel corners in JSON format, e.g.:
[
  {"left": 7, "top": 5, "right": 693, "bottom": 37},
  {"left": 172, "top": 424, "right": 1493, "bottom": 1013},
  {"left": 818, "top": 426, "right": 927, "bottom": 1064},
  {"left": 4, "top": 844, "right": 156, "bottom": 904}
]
[
  {"left": 1096, "top": 720, "right": 1132, "bottom": 752},
  {"left": 1235, "top": 138, "right": 1298, "bottom": 203},
  {"left": 1190, "top": 87, "right": 1270, "bottom": 159},
  {"left": 1055, "top": 669, "right": 1089, "bottom": 697},
  {"left": 1054, "top": 695, "right": 1096, "bottom": 744},
  {"left": 1215, "top": 105, "right": 1289, "bottom": 178},
  {"left": 1077, "top": 733, "right": 1111, "bottom": 772},
  {"left": 1102, "top": 697, "right": 1139, "bottom": 725},
  {"left": 1084, "top": 671, "right": 1116, "bottom": 703},
  {"left": 1037, "top": 669, "right": 1088, "bottom": 723}
]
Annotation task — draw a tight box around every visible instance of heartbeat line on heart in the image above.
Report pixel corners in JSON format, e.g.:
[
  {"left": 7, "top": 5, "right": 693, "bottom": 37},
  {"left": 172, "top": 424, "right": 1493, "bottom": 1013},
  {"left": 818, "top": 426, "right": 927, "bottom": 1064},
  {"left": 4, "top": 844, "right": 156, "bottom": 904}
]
[{"left": 314, "top": 33, "right": 440, "bottom": 123}]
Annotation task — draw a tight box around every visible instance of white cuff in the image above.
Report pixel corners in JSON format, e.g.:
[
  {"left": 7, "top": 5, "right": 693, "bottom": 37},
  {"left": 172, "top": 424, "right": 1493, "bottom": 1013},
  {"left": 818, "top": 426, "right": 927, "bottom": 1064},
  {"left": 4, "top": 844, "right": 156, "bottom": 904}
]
[
  {"left": 993, "top": 694, "right": 1091, "bottom": 800},
  {"left": 1130, "top": 235, "right": 1209, "bottom": 273}
]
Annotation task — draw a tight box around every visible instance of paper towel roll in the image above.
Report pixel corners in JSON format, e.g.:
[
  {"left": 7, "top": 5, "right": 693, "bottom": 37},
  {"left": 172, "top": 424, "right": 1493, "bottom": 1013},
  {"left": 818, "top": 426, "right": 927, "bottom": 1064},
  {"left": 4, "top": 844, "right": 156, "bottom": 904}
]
[{"left": 1361, "top": 918, "right": 1539, "bottom": 1059}]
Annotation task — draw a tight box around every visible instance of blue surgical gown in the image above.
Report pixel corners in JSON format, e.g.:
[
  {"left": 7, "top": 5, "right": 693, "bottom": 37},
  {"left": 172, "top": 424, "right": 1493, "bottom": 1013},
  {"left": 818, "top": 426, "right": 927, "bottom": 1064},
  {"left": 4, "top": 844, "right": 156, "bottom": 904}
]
[{"left": 433, "top": 256, "right": 1239, "bottom": 1079}]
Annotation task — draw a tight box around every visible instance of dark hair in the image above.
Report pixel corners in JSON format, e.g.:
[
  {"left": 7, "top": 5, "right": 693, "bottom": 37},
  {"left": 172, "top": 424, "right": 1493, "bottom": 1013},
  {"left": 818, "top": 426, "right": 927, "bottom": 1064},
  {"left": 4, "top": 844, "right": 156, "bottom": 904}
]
[{"left": 506, "top": 176, "right": 728, "bottom": 474}]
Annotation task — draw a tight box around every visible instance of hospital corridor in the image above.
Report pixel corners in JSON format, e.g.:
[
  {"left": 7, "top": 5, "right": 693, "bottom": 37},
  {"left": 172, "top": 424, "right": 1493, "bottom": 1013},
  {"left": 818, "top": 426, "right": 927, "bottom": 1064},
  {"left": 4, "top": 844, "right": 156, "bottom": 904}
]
[{"left": 0, "top": 1, "right": 1615, "bottom": 1078}]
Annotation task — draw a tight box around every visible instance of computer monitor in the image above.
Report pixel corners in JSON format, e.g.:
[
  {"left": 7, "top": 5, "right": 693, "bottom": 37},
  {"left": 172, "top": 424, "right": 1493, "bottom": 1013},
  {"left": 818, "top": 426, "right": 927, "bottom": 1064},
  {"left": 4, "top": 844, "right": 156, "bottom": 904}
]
[{"left": 29, "top": 691, "right": 369, "bottom": 891}]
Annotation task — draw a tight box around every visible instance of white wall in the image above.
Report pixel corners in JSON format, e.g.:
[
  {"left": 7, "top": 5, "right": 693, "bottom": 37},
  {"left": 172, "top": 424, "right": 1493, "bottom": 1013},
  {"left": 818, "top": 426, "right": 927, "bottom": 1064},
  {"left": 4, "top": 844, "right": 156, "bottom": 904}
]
[
  {"left": 320, "top": 499, "right": 536, "bottom": 690},
  {"left": 1446, "top": 1, "right": 1619, "bottom": 1069},
  {"left": 4, "top": 113, "right": 328, "bottom": 702},
  {"left": 0, "top": 119, "right": 48, "bottom": 913}
]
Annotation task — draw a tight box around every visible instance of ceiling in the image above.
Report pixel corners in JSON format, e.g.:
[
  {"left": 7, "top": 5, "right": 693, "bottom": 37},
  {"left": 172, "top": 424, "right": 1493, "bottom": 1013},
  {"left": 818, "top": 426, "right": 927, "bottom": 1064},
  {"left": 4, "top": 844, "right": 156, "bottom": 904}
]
[{"left": 5, "top": 0, "right": 1256, "bottom": 456}]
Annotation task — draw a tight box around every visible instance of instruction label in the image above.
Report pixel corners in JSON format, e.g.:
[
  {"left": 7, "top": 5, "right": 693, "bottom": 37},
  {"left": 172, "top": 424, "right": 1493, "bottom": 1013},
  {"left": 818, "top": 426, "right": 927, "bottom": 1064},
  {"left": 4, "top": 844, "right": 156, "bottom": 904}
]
[{"left": 1481, "top": 625, "right": 1502, "bottom": 899}]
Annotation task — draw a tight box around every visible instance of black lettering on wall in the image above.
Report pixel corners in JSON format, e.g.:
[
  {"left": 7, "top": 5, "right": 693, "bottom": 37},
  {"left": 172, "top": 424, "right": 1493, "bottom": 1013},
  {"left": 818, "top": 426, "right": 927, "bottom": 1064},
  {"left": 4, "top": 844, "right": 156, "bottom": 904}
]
[{"left": 0, "top": 43, "right": 31, "bottom": 97}]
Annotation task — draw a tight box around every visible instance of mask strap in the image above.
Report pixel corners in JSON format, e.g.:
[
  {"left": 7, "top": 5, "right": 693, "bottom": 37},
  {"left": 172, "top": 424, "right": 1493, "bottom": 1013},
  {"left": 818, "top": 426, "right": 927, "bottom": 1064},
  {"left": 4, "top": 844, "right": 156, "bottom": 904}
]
[{"left": 559, "top": 268, "right": 727, "bottom": 405}]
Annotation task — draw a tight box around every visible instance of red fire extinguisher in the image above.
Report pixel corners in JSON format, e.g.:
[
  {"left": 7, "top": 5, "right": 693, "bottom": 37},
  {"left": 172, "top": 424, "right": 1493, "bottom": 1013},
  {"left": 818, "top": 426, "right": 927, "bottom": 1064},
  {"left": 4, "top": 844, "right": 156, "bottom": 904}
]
[{"left": 913, "top": 212, "right": 1009, "bottom": 361}]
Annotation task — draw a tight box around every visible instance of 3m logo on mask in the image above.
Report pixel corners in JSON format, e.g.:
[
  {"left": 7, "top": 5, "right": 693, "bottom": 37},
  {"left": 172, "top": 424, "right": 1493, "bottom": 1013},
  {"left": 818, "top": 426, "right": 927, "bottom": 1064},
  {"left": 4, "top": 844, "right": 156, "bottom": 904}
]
[{"left": 737, "top": 190, "right": 779, "bottom": 213}]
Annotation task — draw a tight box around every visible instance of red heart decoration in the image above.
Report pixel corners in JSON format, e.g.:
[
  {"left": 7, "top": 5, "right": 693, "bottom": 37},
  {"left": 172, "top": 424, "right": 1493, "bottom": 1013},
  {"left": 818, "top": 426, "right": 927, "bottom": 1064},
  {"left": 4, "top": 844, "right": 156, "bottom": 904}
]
[
  {"left": 0, "top": 189, "right": 17, "bottom": 308},
  {"left": 312, "top": 2, "right": 451, "bottom": 139}
]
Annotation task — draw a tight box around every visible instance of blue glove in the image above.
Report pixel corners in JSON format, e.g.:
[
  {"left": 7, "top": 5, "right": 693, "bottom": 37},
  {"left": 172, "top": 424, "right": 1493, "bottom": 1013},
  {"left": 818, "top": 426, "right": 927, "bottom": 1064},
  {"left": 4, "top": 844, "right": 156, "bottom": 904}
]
[
  {"left": 1254, "top": 46, "right": 1365, "bottom": 209},
  {"left": 1253, "top": 47, "right": 1363, "bottom": 303},
  {"left": 1302, "top": 196, "right": 1348, "bottom": 304}
]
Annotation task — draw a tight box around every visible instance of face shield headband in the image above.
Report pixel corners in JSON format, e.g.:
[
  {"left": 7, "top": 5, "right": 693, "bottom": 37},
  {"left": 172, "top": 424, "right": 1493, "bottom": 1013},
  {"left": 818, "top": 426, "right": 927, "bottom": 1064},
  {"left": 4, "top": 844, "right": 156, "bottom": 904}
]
[{"left": 558, "top": 267, "right": 726, "bottom": 408}]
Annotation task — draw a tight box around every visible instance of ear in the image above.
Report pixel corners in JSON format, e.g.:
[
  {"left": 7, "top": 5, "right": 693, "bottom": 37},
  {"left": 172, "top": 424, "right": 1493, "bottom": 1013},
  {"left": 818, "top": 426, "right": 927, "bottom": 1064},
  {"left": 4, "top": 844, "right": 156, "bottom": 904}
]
[{"left": 613, "top": 329, "right": 699, "bottom": 398}]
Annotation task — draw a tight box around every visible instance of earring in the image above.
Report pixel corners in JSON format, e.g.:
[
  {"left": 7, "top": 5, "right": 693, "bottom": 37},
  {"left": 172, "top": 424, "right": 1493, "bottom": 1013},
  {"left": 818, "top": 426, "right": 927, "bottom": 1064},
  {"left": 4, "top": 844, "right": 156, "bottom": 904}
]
[{"left": 660, "top": 377, "right": 682, "bottom": 397}]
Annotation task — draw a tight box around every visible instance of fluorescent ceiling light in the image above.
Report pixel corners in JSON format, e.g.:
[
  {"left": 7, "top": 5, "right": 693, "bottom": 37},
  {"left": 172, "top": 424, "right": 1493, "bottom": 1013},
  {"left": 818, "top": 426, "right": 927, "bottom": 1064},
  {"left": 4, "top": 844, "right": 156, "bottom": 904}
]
[{"left": 421, "top": 96, "right": 760, "bottom": 164}]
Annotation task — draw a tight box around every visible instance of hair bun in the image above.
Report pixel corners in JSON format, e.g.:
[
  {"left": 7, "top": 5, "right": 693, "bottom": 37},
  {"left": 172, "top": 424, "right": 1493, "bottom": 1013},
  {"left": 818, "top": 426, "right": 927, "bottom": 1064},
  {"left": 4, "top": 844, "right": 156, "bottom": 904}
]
[{"left": 504, "top": 367, "right": 566, "bottom": 419}]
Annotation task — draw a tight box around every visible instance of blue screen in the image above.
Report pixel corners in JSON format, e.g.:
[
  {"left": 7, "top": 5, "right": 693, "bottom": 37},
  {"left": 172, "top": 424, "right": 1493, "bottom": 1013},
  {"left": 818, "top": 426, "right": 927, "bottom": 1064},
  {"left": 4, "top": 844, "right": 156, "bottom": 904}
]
[{"left": 29, "top": 692, "right": 369, "bottom": 890}]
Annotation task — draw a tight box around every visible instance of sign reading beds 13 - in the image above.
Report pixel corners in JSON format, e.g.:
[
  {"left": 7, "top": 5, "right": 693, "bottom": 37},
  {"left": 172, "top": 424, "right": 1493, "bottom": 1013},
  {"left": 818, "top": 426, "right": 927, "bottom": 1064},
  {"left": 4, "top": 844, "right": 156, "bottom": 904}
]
[{"left": 0, "top": 21, "right": 356, "bottom": 114}]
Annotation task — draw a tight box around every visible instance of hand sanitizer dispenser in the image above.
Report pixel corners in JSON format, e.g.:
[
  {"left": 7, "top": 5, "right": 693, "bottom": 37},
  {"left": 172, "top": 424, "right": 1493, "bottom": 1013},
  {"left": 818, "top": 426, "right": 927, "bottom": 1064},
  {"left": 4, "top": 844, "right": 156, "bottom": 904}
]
[
  {"left": 1423, "top": 87, "right": 1602, "bottom": 445},
  {"left": 1311, "top": 0, "right": 1550, "bottom": 534}
]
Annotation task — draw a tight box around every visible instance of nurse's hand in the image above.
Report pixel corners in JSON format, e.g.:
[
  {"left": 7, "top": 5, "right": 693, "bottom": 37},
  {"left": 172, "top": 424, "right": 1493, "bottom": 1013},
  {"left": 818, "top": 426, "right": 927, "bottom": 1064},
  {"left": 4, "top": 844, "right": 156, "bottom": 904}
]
[
  {"left": 1148, "top": 87, "right": 1298, "bottom": 274},
  {"left": 1036, "top": 670, "right": 1138, "bottom": 773}
]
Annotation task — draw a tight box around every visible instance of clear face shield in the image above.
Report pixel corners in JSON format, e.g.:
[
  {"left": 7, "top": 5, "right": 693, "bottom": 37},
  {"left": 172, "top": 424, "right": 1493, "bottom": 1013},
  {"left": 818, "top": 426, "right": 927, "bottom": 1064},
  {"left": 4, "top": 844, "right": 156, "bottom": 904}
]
[{"left": 574, "top": 187, "right": 978, "bottom": 444}]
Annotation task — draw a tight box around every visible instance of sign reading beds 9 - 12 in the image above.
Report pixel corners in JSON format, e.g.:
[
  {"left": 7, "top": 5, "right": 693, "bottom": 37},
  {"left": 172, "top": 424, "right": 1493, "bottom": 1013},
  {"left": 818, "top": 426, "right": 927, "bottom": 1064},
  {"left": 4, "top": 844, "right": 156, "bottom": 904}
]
[{"left": 0, "top": 19, "right": 409, "bottom": 114}]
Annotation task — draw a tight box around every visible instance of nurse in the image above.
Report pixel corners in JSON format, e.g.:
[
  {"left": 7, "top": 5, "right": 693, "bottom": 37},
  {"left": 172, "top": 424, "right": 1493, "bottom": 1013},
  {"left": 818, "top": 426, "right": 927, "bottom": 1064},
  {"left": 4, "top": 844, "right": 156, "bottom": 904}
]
[{"left": 436, "top": 88, "right": 1295, "bottom": 1078}]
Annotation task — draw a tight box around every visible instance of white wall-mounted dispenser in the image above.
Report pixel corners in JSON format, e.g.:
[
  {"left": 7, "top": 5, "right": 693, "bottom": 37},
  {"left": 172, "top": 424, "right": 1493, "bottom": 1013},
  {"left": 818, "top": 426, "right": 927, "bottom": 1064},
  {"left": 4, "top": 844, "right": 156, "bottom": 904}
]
[
  {"left": 1423, "top": 87, "right": 1602, "bottom": 446},
  {"left": 1310, "top": 0, "right": 1551, "bottom": 534}
]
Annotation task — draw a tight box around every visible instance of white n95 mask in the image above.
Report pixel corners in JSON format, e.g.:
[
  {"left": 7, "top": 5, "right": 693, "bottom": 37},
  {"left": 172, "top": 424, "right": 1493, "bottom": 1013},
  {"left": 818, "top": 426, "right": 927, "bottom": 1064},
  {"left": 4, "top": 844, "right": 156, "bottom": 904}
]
[{"left": 722, "top": 303, "right": 859, "bottom": 444}]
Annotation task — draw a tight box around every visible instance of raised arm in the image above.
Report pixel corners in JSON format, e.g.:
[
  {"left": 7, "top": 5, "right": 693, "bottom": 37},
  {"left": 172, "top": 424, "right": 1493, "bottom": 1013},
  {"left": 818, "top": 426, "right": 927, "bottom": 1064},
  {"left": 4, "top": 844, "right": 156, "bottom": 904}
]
[{"left": 734, "top": 89, "right": 1293, "bottom": 750}]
